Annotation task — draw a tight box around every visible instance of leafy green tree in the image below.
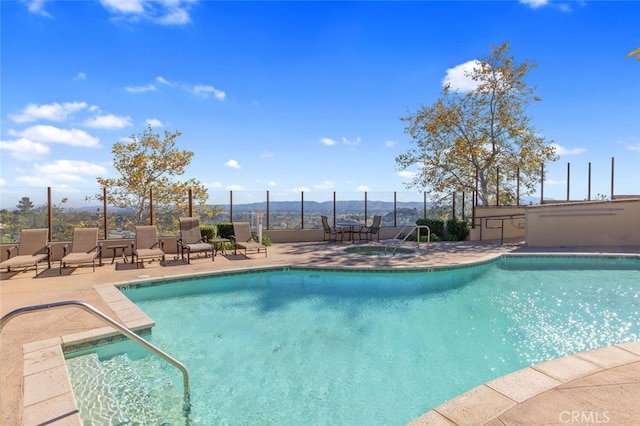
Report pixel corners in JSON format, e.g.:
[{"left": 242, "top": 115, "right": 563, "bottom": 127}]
[
  {"left": 397, "top": 42, "right": 558, "bottom": 205},
  {"left": 95, "top": 125, "right": 215, "bottom": 232},
  {"left": 16, "top": 196, "right": 34, "bottom": 213}
]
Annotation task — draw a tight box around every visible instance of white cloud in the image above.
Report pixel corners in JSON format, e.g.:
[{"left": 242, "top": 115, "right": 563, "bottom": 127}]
[
  {"left": 146, "top": 77, "right": 226, "bottom": 100},
  {"left": 15, "top": 175, "right": 54, "bottom": 186},
  {"left": 157, "top": 6, "right": 190, "bottom": 25},
  {"left": 156, "top": 76, "right": 174, "bottom": 86},
  {"left": 553, "top": 143, "right": 586, "bottom": 155},
  {"left": 261, "top": 150, "right": 275, "bottom": 158},
  {"left": 24, "top": 0, "right": 51, "bottom": 16},
  {"left": 314, "top": 181, "right": 334, "bottom": 190},
  {"left": 11, "top": 159, "right": 106, "bottom": 186},
  {"left": 9, "top": 125, "right": 100, "bottom": 147},
  {"left": 356, "top": 185, "right": 369, "bottom": 191},
  {"left": 34, "top": 160, "right": 107, "bottom": 178},
  {"left": 193, "top": 85, "right": 226, "bottom": 100},
  {"left": 519, "top": 0, "right": 549, "bottom": 8},
  {"left": 546, "top": 179, "right": 565, "bottom": 186},
  {"left": 226, "top": 184, "right": 244, "bottom": 190},
  {"left": 126, "top": 84, "right": 157, "bottom": 93},
  {"left": 84, "top": 114, "right": 132, "bottom": 129},
  {"left": 627, "top": 144, "right": 640, "bottom": 152},
  {"left": 320, "top": 137, "right": 336, "bottom": 146},
  {"left": 76, "top": 72, "right": 87, "bottom": 80},
  {"left": 385, "top": 140, "right": 397, "bottom": 148},
  {"left": 398, "top": 170, "right": 416, "bottom": 179},
  {"left": 206, "top": 181, "right": 224, "bottom": 188},
  {"left": 342, "top": 137, "right": 361, "bottom": 146},
  {"left": 268, "top": 181, "right": 278, "bottom": 187},
  {"left": 9, "top": 101, "right": 87, "bottom": 123},
  {"left": 146, "top": 118, "right": 163, "bottom": 127},
  {"left": 292, "top": 186, "right": 310, "bottom": 192},
  {"left": 225, "top": 159, "right": 240, "bottom": 169},
  {"left": 0, "top": 138, "right": 50, "bottom": 160},
  {"left": 99, "top": 0, "right": 196, "bottom": 26},
  {"left": 443, "top": 60, "right": 482, "bottom": 92},
  {"left": 100, "top": 0, "right": 146, "bottom": 14},
  {"left": 0, "top": 178, "right": 6, "bottom": 186}
]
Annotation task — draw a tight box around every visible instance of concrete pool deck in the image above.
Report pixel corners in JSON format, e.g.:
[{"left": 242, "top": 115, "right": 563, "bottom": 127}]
[{"left": 1, "top": 240, "right": 639, "bottom": 425}]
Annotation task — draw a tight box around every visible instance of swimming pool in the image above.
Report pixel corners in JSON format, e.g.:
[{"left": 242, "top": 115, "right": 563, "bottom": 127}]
[{"left": 66, "top": 256, "right": 640, "bottom": 425}]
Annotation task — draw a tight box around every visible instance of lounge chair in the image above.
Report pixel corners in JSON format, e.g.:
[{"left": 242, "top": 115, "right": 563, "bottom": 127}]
[
  {"left": 132, "top": 225, "right": 165, "bottom": 267},
  {"left": 358, "top": 215, "right": 382, "bottom": 242},
  {"left": 231, "top": 222, "right": 267, "bottom": 258},
  {"left": 321, "top": 215, "right": 344, "bottom": 242},
  {"left": 0, "top": 228, "right": 51, "bottom": 275},
  {"left": 60, "top": 227, "right": 102, "bottom": 274},
  {"left": 177, "top": 217, "right": 214, "bottom": 263}
]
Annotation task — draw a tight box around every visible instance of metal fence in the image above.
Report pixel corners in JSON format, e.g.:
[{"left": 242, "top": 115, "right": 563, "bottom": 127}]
[{"left": 1, "top": 157, "right": 635, "bottom": 243}]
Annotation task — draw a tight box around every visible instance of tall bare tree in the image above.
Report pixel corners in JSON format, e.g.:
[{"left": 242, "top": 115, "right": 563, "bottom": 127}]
[{"left": 397, "top": 42, "right": 558, "bottom": 205}]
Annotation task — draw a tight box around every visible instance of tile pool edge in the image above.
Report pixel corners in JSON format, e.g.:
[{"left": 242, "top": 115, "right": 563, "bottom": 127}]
[{"left": 408, "top": 341, "right": 640, "bottom": 425}]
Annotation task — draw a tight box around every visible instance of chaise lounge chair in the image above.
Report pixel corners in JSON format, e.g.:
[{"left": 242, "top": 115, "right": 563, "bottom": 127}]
[
  {"left": 321, "top": 215, "right": 344, "bottom": 242},
  {"left": 0, "top": 228, "right": 51, "bottom": 275},
  {"left": 132, "top": 225, "right": 165, "bottom": 267},
  {"left": 177, "top": 217, "right": 214, "bottom": 263},
  {"left": 231, "top": 222, "right": 267, "bottom": 258},
  {"left": 60, "top": 227, "right": 102, "bottom": 274},
  {"left": 358, "top": 215, "right": 382, "bottom": 242}
]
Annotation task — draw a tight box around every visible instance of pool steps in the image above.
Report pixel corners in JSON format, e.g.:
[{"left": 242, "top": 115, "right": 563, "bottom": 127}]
[
  {"left": 67, "top": 352, "right": 172, "bottom": 424},
  {"left": 66, "top": 353, "right": 128, "bottom": 423}
]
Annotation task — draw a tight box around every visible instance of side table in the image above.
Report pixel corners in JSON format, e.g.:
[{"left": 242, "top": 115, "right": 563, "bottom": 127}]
[
  {"left": 209, "top": 238, "right": 231, "bottom": 256},
  {"left": 107, "top": 244, "right": 129, "bottom": 264}
]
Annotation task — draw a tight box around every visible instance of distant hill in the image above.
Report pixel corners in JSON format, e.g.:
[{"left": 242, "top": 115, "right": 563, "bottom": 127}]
[{"left": 215, "top": 200, "right": 429, "bottom": 212}]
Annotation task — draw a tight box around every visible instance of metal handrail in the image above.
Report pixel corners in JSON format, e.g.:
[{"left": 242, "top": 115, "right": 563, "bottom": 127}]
[
  {"left": 480, "top": 213, "right": 526, "bottom": 245},
  {"left": 386, "top": 224, "right": 431, "bottom": 255},
  {"left": 0, "top": 300, "right": 191, "bottom": 414}
]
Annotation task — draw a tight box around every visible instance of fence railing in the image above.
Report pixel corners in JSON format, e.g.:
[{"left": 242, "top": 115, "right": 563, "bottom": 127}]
[{"left": 1, "top": 157, "right": 635, "bottom": 243}]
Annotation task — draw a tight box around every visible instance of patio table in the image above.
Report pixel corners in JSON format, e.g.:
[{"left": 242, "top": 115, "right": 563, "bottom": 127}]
[{"left": 337, "top": 221, "right": 363, "bottom": 242}]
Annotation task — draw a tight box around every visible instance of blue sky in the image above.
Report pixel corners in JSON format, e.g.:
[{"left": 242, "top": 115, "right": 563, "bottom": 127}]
[{"left": 1, "top": 0, "right": 639, "bottom": 208}]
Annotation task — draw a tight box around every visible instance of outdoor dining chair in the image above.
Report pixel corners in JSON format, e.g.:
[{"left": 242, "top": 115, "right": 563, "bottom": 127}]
[{"left": 358, "top": 215, "right": 382, "bottom": 242}]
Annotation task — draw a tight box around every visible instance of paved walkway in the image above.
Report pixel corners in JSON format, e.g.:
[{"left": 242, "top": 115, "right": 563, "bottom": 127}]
[{"left": 1, "top": 241, "right": 638, "bottom": 425}]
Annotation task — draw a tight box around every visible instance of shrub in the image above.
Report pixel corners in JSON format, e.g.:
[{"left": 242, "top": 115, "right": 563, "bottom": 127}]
[
  {"left": 445, "top": 219, "right": 470, "bottom": 241},
  {"left": 416, "top": 218, "right": 445, "bottom": 238},
  {"left": 217, "top": 223, "right": 234, "bottom": 239},
  {"left": 200, "top": 225, "right": 216, "bottom": 241}
]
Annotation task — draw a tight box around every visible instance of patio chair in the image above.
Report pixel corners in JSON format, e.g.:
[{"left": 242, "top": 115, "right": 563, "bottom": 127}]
[
  {"left": 231, "top": 222, "right": 267, "bottom": 258},
  {"left": 358, "top": 215, "right": 382, "bottom": 242},
  {"left": 177, "top": 217, "right": 214, "bottom": 263},
  {"left": 321, "top": 215, "right": 344, "bottom": 242},
  {"left": 132, "top": 225, "right": 165, "bottom": 267},
  {"left": 60, "top": 227, "right": 102, "bottom": 274},
  {"left": 0, "top": 228, "right": 51, "bottom": 275}
]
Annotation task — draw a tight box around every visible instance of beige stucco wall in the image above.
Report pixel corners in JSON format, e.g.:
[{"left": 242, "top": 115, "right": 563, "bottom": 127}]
[
  {"left": 468, "top": 206, "right": 526, "bottom": 242},
  {"left": 524, "top": 199, "right": 640, "bottom": 247}
]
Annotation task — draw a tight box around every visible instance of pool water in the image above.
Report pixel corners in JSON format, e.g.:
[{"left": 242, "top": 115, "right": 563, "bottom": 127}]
[{"left": 68, "top": 257, "right": 640, "bottom": 425}]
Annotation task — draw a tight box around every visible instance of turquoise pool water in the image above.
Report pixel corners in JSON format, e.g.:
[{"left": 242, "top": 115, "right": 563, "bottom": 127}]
[{"left": 69, "top": 256, "right": 640, "bottom": 425}]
